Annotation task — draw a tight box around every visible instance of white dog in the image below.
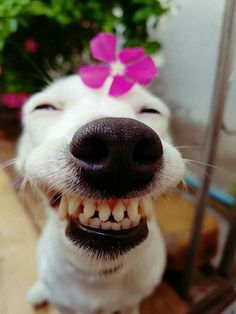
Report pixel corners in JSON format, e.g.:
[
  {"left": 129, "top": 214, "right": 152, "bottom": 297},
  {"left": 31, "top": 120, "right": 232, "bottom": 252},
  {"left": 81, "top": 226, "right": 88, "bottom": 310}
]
[{"left": 16, "top": 75, "right": 184, "bottom": 314}]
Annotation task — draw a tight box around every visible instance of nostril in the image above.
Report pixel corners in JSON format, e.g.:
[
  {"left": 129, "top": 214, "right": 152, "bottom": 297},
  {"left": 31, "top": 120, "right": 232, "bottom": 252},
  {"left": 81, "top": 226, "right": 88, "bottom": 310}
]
[
  {"left": 133, "top": 138, "right": 163, "bottom": 165},
  {"left": 71, "top": 137, "right": 108, "bottom": 164}
]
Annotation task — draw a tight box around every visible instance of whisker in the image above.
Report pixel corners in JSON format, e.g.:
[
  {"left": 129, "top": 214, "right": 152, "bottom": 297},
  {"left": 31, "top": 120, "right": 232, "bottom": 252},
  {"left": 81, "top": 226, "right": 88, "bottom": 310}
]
[
  {"left": 184, "top": 158, "right": 235, "bottom": 178},
  {"left": 185, "top": 163, "right": 214, "bottom": 183},
  {"left": 179, "top": 179, "right": 201, "bottom": 199},
  {"left": 175, "top": 145, "right": 202, "bottom": 150},
  {"left": 0, "top": 158, "right": 19, "bottom": 171},
  {"left": 22, "top": 52, "right": 52, "bottom": 86}
]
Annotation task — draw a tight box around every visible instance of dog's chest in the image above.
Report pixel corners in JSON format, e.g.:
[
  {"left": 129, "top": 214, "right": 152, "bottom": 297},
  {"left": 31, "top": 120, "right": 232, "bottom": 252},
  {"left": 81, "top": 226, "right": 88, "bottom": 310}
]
[{"left": 43, "top": 258, "right": 139, "bottom": 312}]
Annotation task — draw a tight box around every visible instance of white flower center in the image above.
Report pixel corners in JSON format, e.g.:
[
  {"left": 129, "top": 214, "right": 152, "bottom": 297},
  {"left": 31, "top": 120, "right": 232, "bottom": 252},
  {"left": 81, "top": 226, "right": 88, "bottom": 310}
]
[{"left": 111, "top": 61, "right": 125, "bottom": 76}]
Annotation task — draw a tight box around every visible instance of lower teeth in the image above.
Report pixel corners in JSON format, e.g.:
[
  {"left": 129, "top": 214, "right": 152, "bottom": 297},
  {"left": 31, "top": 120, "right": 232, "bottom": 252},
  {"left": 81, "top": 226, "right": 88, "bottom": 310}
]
[{"left": 80, "top": 216, "right": 139, "bottom": 231}]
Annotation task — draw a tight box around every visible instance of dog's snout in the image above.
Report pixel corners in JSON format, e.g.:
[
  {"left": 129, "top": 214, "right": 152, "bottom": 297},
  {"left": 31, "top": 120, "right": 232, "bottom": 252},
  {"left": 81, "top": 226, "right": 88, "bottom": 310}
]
[{"left": 70, "top": 118, "right": 163, "bottom": 197}]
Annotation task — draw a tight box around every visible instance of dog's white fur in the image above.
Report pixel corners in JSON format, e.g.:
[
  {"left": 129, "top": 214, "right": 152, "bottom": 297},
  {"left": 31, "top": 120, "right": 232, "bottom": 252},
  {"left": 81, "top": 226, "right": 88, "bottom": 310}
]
[{"left": 16, "top": 75, "right": 185, "bottom": 314}]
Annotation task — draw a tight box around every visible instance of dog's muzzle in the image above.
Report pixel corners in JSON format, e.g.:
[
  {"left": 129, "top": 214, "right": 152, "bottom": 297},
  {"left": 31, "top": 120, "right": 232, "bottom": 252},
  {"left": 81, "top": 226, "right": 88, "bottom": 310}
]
[
  {"left": 69, "top": 117, "right": 163, "bottom": 198},
  {"left": 51, "top": 118, "right": 163, "bottom": 257}
]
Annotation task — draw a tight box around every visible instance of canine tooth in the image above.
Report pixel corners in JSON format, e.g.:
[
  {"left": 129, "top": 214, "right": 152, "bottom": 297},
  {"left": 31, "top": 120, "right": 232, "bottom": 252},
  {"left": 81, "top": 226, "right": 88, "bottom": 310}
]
[
  {"left": 121, "top": 218, "right": 131, "bottom": 229},
  {"left": 79, "top": 213, "right": 89, "bottom": 225},
  {"left": 111, "top": 222, "right": 121, "bottom": 231},
  {"left": 140, "top": 196, "right": 153, "bottom": 218},
  {"left": 113, "top": 202, "right": 125, "bottom": 222},
  {"left": 83, "top": 199, "right": 96, "bottom": 218},
  {"left": 68, "top": 198, "right": 80, "bottom": 215},
  {"left": 58, "top": 196, "right": 68, "bottom": 220},
  {"left": 132, "top": 214, "right": 141, "bottom": 227},
  {"left": 90, "top": 218, "right": 101, "bottom": 228},
  {"left": 98, "top": 203, "right": 111, "bottom": 221},
  {"left": 127, "top": 199, "right": 139, "bottom": 221},
  {"left": 73, "top": 205, "right": 83, "bottom": 218},
  {"left": 101, "top": 221, "right": 112, "bottom": 230}
]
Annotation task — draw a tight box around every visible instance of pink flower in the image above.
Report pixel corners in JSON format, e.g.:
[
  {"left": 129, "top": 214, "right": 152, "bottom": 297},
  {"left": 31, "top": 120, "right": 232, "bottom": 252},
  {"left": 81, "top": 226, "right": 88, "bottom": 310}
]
[
  {"left": 0, "top": 92, "right": 30, "bottom": 109},
  {"left": 79, "top": 33, "right": 158, "bottom": 97},
  {"left": 24, "top": 38, "right": 39, "bottom": 53}
]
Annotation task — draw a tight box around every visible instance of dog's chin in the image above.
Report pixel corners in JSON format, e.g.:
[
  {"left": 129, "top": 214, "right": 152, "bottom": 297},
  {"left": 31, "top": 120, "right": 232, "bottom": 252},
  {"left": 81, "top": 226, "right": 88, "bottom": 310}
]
[
  {"left": 46, "top": 191, "right": 152, "bottom": 260},
  {"left": 65, "top": 216, "right": 148, "bottom": 259}
]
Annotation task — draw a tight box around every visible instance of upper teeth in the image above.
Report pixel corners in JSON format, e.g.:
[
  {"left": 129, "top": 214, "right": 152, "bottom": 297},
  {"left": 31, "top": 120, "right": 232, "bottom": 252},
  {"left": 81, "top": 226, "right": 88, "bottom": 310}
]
[
  {"left": 84, "top": 199, "right": 96, "bottom": 219},
  {"left": 58, "top": 196, "right": 68, "bottom": 220},
  {"left": 113, "top": 202, "right": 125, "bottom": 222},
  {"left": 58, "top": 195, "right": 153, "bottom": 231},
  {"left": 98, "top": 202, "right": 111, "bottom": 221},
  {"left": 68, "top": 198, "right": 80, "bottom": 215},
  {"left": 127, "top": 199, "right": 139, "bottom": 221}
]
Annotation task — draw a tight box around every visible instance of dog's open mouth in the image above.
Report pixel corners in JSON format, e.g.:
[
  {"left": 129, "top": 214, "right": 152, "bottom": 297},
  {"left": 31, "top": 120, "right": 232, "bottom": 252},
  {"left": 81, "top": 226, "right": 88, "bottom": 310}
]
[{"left": 48, "top": 193, "right": 152, "bottom": 257}]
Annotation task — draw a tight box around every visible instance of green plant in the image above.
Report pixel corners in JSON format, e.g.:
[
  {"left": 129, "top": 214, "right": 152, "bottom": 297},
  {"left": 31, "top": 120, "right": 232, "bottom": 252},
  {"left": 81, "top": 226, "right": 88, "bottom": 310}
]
[{"left": 0, "top": 0, "right": 169, "bottom": 95}]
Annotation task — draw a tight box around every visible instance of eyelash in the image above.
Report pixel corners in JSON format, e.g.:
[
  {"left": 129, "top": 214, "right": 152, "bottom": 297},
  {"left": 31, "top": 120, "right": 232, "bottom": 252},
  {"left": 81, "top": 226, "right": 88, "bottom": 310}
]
[
  {"left": 33, "top": 104, "right": 58, "bottom": 111},
  {"left": 139, "top": 108, "right": 160, "bottom": 114},
  {"left": 33, "top": 104, "right": 159, "bottom": 114}
]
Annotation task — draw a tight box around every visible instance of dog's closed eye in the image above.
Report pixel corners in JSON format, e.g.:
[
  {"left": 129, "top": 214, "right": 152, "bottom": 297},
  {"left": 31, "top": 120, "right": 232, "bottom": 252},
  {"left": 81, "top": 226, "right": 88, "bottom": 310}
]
[
  {"left": 33, "top": 104, "right": 59, "bottom": 111},
  {"left": 139, "top": 108, "right": 160, "bottom": 114}
]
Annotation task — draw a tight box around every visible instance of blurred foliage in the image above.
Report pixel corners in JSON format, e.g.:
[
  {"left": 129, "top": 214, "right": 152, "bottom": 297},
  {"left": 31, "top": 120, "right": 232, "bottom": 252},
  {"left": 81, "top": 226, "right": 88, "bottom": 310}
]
[{"left": 0, "top": 0, "right": 169, "bottom": 94}]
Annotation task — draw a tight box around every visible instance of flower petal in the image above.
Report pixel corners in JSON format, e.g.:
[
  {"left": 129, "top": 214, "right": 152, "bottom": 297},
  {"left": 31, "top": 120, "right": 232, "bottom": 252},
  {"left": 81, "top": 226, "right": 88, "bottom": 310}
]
[
  {"left": 1, "top": 93, "right": 29, "bottom": 109},
  {"left": 118, "top": 48, "right": 144, "bottom": 64},
  {"left": 79, "top": 65, "right": 110, "bottom": 88},
  {"left": 109, "top": 75, "right": 134, "bottom": 97},
  {"left": 125, "top": 56, "right": 158, "bottom": 85},
  {"left": 90, "top": 33, "right": 117, "bottom": 63}
]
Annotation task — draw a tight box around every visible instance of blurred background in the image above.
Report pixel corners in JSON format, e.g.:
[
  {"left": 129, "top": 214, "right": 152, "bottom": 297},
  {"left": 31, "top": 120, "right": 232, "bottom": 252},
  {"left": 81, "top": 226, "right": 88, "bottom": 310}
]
[{"left": 1, "top": 1, "right": 236, "bottom": 313}]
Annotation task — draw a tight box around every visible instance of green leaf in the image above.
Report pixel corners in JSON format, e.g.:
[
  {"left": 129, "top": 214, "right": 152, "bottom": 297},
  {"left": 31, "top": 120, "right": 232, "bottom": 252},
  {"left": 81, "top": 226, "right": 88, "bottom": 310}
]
[
  {"left": 133, "top": 8, "right": 153, "bottom": 22},
  {"left": 26, "top": 1, "right": 47, "bottom": 15},
  {"left": 0, "top": 40, "right": 4, "bottom": 50},
  {"left": 9, "top": 18, "right": 18, "bottom": 32},
  {"left": 144, "top": 41, "right": 161, "bottom": 54}
]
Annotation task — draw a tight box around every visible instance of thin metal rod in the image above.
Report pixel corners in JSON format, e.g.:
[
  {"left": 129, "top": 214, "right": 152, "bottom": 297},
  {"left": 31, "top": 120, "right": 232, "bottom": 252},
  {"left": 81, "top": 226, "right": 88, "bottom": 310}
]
[
  {"left": 190, "top": 275, "right": 236, "bottom": 314},
  {"left": 181, "top": 0, "right": 236, "bottom": 298},
  {"left": 218, "top": 218, "right": 236, "bottom": 276}
]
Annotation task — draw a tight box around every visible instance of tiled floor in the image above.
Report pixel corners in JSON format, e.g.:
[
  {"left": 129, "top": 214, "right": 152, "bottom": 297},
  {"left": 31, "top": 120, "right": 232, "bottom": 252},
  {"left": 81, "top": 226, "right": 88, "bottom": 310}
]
[{"left": 0, "top": 169, "right": 56, "bottom": 314}]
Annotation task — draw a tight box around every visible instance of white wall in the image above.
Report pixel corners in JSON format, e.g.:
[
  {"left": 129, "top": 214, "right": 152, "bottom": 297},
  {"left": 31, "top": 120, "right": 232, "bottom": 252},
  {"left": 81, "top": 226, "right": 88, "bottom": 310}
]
[
  {"left": 150, "top": 0, "right": 236, "bottom": 190},
  {"left": 154, "top": 0, "right": 236, "bottom": 126}
]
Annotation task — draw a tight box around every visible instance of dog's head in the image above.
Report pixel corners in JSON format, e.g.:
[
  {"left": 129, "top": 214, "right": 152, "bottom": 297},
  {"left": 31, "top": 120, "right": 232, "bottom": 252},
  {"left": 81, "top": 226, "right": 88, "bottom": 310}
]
[{"left": 17, "top": 75, "right": 184, "bottom": 271}]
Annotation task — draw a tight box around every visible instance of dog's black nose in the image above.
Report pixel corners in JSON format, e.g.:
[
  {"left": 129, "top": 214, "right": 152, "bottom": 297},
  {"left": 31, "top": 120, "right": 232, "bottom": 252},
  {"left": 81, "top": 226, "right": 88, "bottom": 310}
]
[{"left": 70, "top": 118, "right": 163, "bottom": 197}]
